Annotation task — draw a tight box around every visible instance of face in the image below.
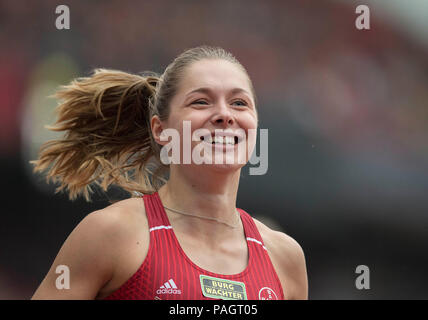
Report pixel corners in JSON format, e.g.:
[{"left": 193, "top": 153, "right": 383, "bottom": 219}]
[{"left": 152, "top": 59, "right": 258, "bottom": 172}]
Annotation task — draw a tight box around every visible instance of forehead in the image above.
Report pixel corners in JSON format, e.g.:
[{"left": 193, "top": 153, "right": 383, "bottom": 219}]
[{"left": 178, "top": 59, "right": 252, "bottom": 94}]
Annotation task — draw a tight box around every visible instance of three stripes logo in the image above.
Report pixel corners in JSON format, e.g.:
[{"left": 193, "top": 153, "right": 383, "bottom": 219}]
[{"left": 156, "top": 279, "right": 182, "bottom": 295}]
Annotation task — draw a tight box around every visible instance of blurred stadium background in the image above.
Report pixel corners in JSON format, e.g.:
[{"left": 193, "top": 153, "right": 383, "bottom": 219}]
[{"left": 0, "top": 0, "right": 427, "bottom": 299}]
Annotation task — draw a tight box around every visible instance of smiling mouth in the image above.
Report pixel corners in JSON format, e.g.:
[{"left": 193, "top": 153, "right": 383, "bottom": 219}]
[{"left": 200, "top": 135, "right": 241, "bottom": 145}]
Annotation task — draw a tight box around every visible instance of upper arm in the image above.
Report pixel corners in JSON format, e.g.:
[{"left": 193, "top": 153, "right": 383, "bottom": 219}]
[
  {"left": 256, "top": 221, "right": 308, "bottom": 300},
  {"left": 273, "top": 232, "right": 308, "bottom": 300},
  {"left": 31, "top": 209, "right": 122, "bottom": 300}
]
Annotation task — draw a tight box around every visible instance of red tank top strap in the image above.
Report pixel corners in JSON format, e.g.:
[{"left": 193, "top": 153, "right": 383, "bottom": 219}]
[
  {"left": 238, "top": 208, "right": 267, "bottom": 249},
  {"left": 239, "top": 208, "right": 285, "bottom": 300},
  {"left": 142, "top": 192, "right": 170, "bottom": 228}
]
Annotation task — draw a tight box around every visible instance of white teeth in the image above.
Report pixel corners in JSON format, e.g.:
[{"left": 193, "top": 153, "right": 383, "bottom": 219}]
[
  {"left": 225, "top": 136, "right": 234, "bottom": 145},
  {"left": 207, "top": 136, "right": 235, "bottom": 145},
  {"left": 200, "top": 134, "right": 237, "bottom": 145}
]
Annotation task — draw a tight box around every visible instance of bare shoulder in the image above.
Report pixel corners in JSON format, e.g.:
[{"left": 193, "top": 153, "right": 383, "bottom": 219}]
[
  {"left": 253, "top": 218, "right": 308, "bottom": 300},
  {"left": 253, "top": 218, "right": 305, "bottom": 265},
  {"left": 84, "top": 196, "right": 149, "bottom": 261},
  {"left": 90, "top": 197, "right": 147, "bottom": 230},
  {"left": 32, "top": 196, "right": 148, "bottom": 300},
  {"left": 93, "top": 196, "right": 146, "bottom": 219},
  {"left": 87, "top": 196, "right": 150, "bottom": 298},
  {"left": 79, "top": 197, "right": 146, "bottom": 243}
]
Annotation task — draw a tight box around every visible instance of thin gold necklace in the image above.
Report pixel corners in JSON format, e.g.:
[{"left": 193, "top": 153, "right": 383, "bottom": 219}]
[{"left": 163, "top": 205, "right": 241, "bottom": 229}]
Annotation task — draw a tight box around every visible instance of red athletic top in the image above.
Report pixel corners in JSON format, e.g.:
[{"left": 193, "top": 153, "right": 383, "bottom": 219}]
[{"left": 103, "top": 192, "right": 284, "bottom": 300}]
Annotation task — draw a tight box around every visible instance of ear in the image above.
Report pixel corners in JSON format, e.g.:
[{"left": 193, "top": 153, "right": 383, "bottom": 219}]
[{"left": 151, "top": 115, "right": 168, "bottom": 146}]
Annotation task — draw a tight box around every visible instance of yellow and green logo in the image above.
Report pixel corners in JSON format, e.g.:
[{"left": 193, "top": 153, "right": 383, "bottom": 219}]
[{"left": 199, "top": 275, "right": 247, "bottom": 300}]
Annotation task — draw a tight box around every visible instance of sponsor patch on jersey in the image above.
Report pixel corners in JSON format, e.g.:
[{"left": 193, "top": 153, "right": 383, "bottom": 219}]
[
  {"left": 258, "top": 287, "right": 278, "bottom": 300},
  {"left": 199, "top": 275, "right": 247, "bottom": 300}
]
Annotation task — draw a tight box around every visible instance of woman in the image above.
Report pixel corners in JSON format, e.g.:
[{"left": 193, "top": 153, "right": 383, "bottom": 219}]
[{"left": 31, "top": 46, "right": 307, "bottom": 300}]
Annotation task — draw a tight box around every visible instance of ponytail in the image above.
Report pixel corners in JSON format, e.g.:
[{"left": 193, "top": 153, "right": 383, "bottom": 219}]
[{"left": 32, "top": 68, "right": 166, "bottom": 201}]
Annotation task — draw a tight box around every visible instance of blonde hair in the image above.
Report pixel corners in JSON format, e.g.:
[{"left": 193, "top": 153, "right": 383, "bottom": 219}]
[{"left": 32, "top": 45, "right": 256, "bottom": 201}]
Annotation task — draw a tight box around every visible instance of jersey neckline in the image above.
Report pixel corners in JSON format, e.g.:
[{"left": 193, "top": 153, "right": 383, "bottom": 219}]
[{"left": 153, "top": 191, "right": 253, "bottom": 279}]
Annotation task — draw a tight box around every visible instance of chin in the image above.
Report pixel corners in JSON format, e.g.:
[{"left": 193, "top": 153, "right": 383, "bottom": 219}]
[{"left": 196, "top": 160, "right": 246, "bottom": 174}]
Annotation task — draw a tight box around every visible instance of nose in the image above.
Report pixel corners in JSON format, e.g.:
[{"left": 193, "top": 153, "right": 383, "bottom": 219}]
[{"left": 211, "top": 101, "right": 235, "bottom": 127}]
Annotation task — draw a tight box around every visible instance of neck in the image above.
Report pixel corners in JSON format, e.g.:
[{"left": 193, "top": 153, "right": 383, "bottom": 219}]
[{"left": 157, "top": 165, "right": 242, "bottom": 238}]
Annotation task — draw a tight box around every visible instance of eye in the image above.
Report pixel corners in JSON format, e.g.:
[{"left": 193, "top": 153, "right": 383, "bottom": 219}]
[
  {"left": 191, "top": 99, "right": 209, "bottom": 105},
  {"left": 232, "top": 99, "right": 248, "bottom": 107}
]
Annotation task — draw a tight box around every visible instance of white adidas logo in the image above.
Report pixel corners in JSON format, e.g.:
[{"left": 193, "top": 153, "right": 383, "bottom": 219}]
[{"left": 156, "top": 279, "right": 182, "bottom": 295}]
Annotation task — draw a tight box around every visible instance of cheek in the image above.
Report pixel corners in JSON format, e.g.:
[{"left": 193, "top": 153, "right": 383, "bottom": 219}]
[
  {"left": 166, "top": 112, "right": 198, "bottom": 133},
  {"left": 166, "top": 114, "right": 205, "bottom": 146},
  {"left": 175, "top": 108, "right": 207, "bottom": 126},
  {"left": 238, "top": 112, "right": 258, "bottom": 130},
  {"left": 239, "top": 113, "right": 258, "bottom": 153}
]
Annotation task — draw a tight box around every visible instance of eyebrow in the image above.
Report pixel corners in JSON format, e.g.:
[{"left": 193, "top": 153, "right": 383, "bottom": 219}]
[{"left": 186, "top": 87, "right": 252, "bottom": 97}]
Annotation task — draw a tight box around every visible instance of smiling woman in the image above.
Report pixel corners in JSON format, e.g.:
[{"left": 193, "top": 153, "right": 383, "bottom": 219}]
[{"left": 30, "top": 45, "right": 308, "bottom": 300}]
